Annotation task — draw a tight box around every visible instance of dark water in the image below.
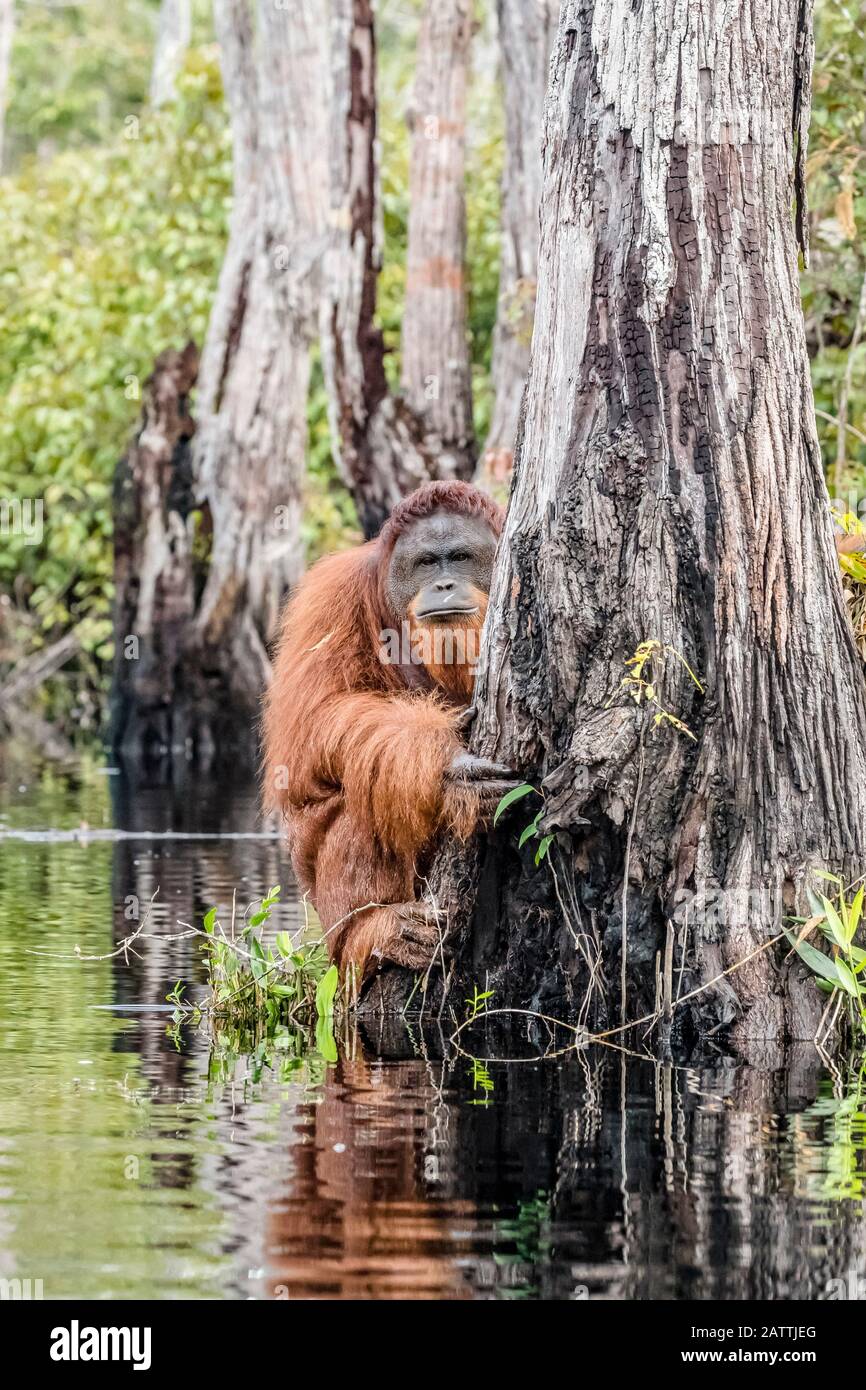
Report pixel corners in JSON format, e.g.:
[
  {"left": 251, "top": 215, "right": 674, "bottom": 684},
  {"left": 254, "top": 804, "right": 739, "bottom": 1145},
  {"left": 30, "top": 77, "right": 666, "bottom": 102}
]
[{"left": 2, "top": 746, "right": 866, "bottom": 1301}]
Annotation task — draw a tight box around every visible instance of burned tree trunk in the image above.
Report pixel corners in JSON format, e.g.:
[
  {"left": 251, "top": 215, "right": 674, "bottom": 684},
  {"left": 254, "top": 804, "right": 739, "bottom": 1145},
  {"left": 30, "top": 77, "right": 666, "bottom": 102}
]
[
  {"left": 425, "top": 0, "right": 866, "bottom": 1046},
  {"left": 193, "top": 0, "right": 328, "bottom": 639},
  {"left": 110, "top": 344, "right": 199, "bottom": 759},
  {"left": 112, "top": 0, "right": 328, "bottom": 758},
  {"left": 322, "top": 0, "right": 475, "bottom": 539},
  {"left": 401, "top": 0, "right": 475, "bottom": 476},
  {"left": 478, "top": 0, "right": 557, "bottom": 486},
  {"left": 187, "top": 0, "right": 329, "bottom": 734}
]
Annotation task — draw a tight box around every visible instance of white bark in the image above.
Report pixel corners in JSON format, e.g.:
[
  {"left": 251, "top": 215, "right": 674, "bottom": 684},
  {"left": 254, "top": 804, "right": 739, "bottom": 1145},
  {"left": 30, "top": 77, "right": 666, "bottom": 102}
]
[
  {"left": 193, "top": 0, "right": 329, "bottom": 688},
  {"left": 479, "top": 0, "right": 558, "bottom": 484},
  {"left": 401, "top": 0, "right": 475, "bottom": 473},
  {"left": 149, "top": 0, "right": 191, "bottom": 108}
]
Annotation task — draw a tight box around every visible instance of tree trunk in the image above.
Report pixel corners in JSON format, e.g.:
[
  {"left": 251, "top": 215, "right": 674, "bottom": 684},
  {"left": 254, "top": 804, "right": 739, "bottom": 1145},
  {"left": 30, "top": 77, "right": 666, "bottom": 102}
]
[
  {"left": 478, "top": 0, "right": 557, "bottom": 486},
  {"left": 321, "top": 0, "right": 475, "bottom": 540},
  {"left": 149, "top": 0, "right": 191, "bottom": 108},
  {"left": 110, "top": 344, "right": 199, "bottom": 760},
  {"left": 421, "top": 0, "right": 866, "bottom": 1047},
  {"left": 401, "top": 0, "right": 475, "bottom": 476},
  {"left": 111, "top": 0, "right": 328, "bottom": 757},
  {"left": 189, "top": 0, "right": 329, "bottom": 721}
]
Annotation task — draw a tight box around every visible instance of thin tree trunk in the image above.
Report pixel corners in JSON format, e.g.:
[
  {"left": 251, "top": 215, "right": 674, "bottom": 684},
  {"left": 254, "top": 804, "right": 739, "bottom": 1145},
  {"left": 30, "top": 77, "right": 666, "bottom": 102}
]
[
  {"left": 478, "top": 0, "right": 557, "bottom": 486},
  {"left": 190, "top": 0, "right": 329, "bottom": 718},
  {"left": 110, "top": 344, "right": 199, "bottom": 760},
  {"left": 321, "top": 0, "right": 475, "bottom": 540},
  {"left": 149, "top": 0, "right": 191, "bottom": 108},
  {"left": 111, "top": 0, "right": 328, "bottom": 757},
  {"left": 420, "top": 0, "right": 866, "bottom": 1047},
  {"left": 0, "top": 0, "right": 15, "bottom": 172},
  {"left": 401, "top": 0, "right": 475, "bottom": 476}
]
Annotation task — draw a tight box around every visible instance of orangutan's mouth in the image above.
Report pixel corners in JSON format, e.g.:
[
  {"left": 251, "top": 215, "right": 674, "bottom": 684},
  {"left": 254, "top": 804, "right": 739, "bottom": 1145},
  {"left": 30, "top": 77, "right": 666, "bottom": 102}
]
[{"left": 415, "top": 606, "right": 479, "bottom": 621}]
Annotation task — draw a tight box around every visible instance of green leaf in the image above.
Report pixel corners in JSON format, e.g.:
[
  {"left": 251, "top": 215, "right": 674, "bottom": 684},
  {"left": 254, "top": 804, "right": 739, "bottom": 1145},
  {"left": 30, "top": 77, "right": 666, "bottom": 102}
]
[
  {"left": 315, "top": 964, "right": 339, "bottom": 1019},
  {"left": 783, "top": 927, "right": 848, "bottom": 991},
  {"left": 834, "top": 958, "right": 860, "bottom": 997},
  {"left": 249, "top": 935, "right": 268, "bottom": 985},
  {"left": 316, "top": 1012, "right": 338, "bottom": 1064},
  {"left": 535, "top": 835, "right": 554, "bottom": 865},
  {"left": 518, "top": 811, "right": 542, "bottom": 848},
  {"left": 848, "top": 884, "right": 865, "bottom": 942},
  {"left": 813, "top": 870, "right": 843, "bottom": 885},
  {"left": 275, "top": 931, "right": 293, "bottom": 958},
  {"left": 203, "top": 907, "right": 217, "bottom": 935},
  {"left": 821, "top": 895, "right": 848, "bottom": 951},
  {"left": 493, "top": 783, "right": 536, "bottom": 826}
]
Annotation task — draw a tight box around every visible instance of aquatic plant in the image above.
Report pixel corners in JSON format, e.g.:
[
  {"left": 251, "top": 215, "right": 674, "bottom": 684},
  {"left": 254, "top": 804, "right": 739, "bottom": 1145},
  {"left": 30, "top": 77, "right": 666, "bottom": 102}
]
[{"left": 785, "top": 870, "right": 866, "bottom": 1042}]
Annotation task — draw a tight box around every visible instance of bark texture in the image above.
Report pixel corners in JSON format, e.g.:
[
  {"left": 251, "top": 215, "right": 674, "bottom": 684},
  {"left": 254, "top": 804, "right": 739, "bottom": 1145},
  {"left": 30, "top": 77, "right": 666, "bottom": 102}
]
[
  {"left": 190, "top": 0, "right": 329, "bottom": 711},
  {"left": 111, "top": 0, "right": 328, "bottom": 756},
  {"left": 321, "top": 0, "right": 475, "bottom": 539},
  {"left": 110, "top": 344, "right": 199, "bottom": 759},
  {"left": 149, "top": 0, "right": 191, "bottom": 108},
  {"left": 479, "top": 0, "right": 558, "bottom": 486},
  {"left": 421, "top": 0, "right": 866, "bottom": 1046},
  {"left": 401, "top": 0, "right": 475, "bottom": 475}
]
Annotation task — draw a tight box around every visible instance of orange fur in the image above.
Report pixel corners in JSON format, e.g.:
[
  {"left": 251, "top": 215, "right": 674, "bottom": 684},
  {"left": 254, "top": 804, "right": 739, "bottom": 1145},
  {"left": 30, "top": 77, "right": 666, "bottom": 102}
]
[{"left": 262, "top": 481, "right": 504, "bottom": 985}]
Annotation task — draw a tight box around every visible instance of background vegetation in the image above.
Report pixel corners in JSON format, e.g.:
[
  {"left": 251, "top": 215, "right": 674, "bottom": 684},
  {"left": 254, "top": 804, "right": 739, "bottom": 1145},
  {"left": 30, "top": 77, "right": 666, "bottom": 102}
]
[{"left": 0, "top": 0, "right": 863, "bottom": 730}]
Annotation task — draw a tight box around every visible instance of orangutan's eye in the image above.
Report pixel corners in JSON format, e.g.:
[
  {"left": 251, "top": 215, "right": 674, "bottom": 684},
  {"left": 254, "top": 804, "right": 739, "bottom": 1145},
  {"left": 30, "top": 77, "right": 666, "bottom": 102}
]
[
  {"left": 416, "top": 554, "right": 438, "bottom": 569},
  {"left": 449, "top": 551, "right": 471, "bottom": 564}
]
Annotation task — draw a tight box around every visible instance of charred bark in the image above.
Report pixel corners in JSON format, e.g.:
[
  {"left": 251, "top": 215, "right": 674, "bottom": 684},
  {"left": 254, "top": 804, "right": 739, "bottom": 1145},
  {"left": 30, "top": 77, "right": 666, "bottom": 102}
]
[
  {"left": 112, "top": 0, "right": 328, "bottom": 757},
  {"left": 110, "top": 344, "right": 200, "bottom": 760},
  {"left": 191, "top": 0, "right": 329, "bottom": 715},
  {"left": 478, "top": 0, "right": 557, "bottom": 486},
  {"left": 321, "top": 0, "right": 475, "bottom": 539},
  {"left": 409, "top": 0, "right": 866, "bottom": 1047}
]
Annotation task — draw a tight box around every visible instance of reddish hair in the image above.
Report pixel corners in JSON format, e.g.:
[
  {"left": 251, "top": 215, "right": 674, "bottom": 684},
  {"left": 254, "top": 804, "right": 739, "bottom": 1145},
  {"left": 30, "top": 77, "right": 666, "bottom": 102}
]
[
  {"left": 261, "top": 479, "right": 503, "bottom": 980},
  {"left": 378, "top": 480, "right": 504, "bottom": 557}
]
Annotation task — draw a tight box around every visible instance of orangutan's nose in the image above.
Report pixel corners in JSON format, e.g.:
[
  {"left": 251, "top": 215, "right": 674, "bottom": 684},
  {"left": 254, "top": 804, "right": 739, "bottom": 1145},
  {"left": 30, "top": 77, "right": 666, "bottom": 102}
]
[{"left": 434, "top": 579, "right": 456, "bottom": 592}]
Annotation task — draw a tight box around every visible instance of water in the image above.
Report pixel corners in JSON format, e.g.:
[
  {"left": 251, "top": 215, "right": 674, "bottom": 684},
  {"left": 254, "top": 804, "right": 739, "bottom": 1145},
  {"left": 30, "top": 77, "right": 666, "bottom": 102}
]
[{"left": 2, "top": 747, "right": 866, "bottom": 1301}]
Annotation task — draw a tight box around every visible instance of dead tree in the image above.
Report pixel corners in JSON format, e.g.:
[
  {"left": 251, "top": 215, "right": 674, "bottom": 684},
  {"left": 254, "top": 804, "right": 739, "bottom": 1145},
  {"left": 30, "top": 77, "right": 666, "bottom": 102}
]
[
  {"left": 111, "top": 0, "right": 329, "bottom": 756},
  {"left": 422, "top": 0, "right": 866, "bottom": 1047},
  {"left": 321, "top": 0, "right": 476, "bottom": 539},
  {"left": 479, "top": 0, "right": 558, "bottom": 484}
]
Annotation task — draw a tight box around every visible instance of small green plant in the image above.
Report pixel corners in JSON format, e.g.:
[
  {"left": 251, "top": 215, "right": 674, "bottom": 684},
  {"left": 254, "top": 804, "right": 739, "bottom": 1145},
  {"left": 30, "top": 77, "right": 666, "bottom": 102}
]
[
  {"left": 199, "top": 886, "right": 334, "bottom": 1029},
  {"left": 468, "top": 1058, "right": 495, "bottom": 1105},
  {"left": 493, "top": 783, "right": 553, "bottom": 865},
  {"left": 165, "top": 979, "right": 186, "bottom": 1007},
  {"left": 609, "top": 639, "right": 704, "bottom": 739},
  {"left": 465, "top": 984, "right": 494, "bottom": 1021},
  {"left": 785, "top": 871, "right": 866, "bottom": 1036}
]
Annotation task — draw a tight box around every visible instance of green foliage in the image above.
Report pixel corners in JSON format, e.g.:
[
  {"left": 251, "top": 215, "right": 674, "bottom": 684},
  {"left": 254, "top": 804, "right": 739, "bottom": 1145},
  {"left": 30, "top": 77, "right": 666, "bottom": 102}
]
[
  {"left": 465, "top": 983, "right": 494, "bottom": 1021},
  {"left": 0, "top": 47, "right": 231, "bottom": 675},
  {"left": 803, "top": 0, "right": 866, "bottom": 490},
  {"left": 785, "top": 870, "right": 866, "bottom": 1038},
  {"left": 198, "top": 886, "right": 334, "bottom": 1028}
]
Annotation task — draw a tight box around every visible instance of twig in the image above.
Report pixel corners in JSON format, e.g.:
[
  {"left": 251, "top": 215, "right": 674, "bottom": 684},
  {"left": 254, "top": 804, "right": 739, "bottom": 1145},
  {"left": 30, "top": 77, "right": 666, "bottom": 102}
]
[{"left": 621, "top": 729, "right": 646, "bottom": 1025}]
